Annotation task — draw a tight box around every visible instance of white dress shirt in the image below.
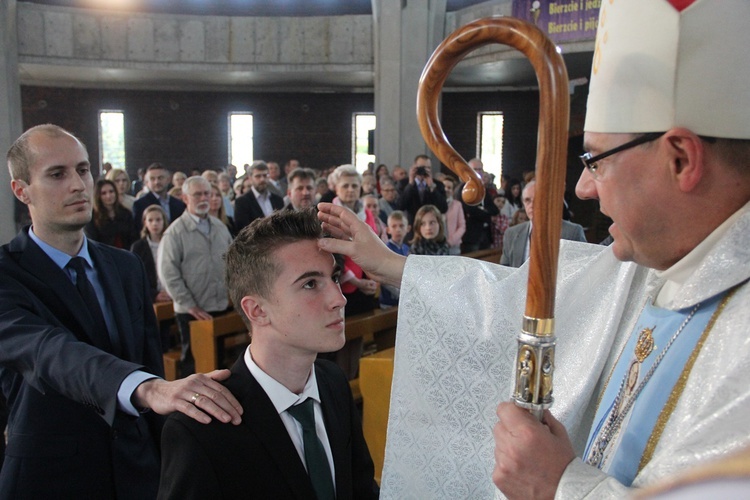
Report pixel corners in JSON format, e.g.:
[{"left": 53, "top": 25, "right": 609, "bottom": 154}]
[{"left": 244, "top": 347, "right": 336, "bottom": 483}]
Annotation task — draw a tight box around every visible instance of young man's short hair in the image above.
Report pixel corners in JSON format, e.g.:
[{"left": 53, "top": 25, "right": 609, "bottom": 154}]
[
  {"left": 225, "top": 208, "right": 322, "bottom": 330},
  {"left": 387, "top": 210, "right": 407, "bottom": 225}
]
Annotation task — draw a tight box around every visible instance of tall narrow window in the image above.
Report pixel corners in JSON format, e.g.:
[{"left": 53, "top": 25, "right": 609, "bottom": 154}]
[
  {"left": 99, "top": 110, "right": 125, "bottom": 172},
  {"left": 353, "top": 113, "right": 376, "bottom": 173},
  {"left": 477, "top": 112, "right": 504, "bottom": 181},
  {"left": 229, "top": 112, "right": 254, "bottom": 168}
]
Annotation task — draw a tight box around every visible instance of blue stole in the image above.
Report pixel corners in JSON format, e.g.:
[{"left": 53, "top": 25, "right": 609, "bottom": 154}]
[{"left": 583, "top": 292, "right": 724, "bottom": 485}]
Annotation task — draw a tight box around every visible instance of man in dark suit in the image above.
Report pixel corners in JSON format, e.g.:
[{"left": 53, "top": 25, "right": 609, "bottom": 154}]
[
  {"left": 234, "top": 160, "right": 284, "bottom": 232},
  {"left": 398, "top": 154, "right": 448, "bottom": 230},
  {"left": 1, "top": 125, "right": 242, "bottom": 499},
  {"left": 266, "top": 160, "right": 286, "bottom": 198},
  {"left": 501, "top": 180, "right": 587, "bottom": 267},
  {"left": 458, "top": 158, "right": 500, "bottom": 253},
  {"left": 158, "top": 209, "right": 378, "bottom": 500},
  {"left": 132, "top": 162, "right": 186, "bottom": 231}
]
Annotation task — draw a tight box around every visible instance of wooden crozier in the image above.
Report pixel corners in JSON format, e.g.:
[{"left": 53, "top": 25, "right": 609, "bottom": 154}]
[{"left": 416, "top": 17, "right": 570, "bottom": 418}]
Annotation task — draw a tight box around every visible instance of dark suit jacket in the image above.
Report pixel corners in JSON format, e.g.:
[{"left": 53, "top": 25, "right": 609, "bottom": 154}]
[
  {"left": 458, "top": 185, "right": 499, "bottom": 249},
  {"left": 0, "top": 228, "right": 164, "bottom": 499},
  {"left": 158, "top": 358, "right": 379, "bottom": 500},
  {"left": 398, "top": 180, "right": 448, "bottom": 227},
  {"left": 234, "top": 189, "right": 284, "bottom": 233},
  {"left": 501, "top": 220, "right": 587, "bottom": 268},
  {"left": 84, "top": 208, "right": 138, "bottom": 250},
  {"left": 133, "top": 192, "right": 186, "bottom": 231},
  {"left": 130, "top": 237, "right": 159, "bottom": 302}
]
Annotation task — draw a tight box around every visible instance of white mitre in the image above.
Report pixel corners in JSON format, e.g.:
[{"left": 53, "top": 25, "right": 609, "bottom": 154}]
[{"left": 585, "top": 0, "right": 750, "bottom": 139}]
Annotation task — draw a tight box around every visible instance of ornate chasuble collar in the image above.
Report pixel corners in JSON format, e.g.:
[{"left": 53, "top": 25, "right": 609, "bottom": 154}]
[{"left": 584, "top": 288, "right": 734, "bottom": 485}]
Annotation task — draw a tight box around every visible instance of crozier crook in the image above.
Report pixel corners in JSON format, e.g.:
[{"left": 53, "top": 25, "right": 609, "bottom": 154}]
[{"left": 416, "top": 17, "right": 569, "bottom": 419}]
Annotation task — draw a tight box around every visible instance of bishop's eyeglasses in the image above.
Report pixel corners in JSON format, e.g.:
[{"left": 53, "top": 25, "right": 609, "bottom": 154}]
[{"left": 579, "top": 132, "right": 665, "bottom": 179}]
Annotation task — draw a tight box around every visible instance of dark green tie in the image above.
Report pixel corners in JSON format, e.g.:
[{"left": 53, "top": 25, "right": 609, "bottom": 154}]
[{"left": 287, "top": 398, "right": 335, "bottom": 500}]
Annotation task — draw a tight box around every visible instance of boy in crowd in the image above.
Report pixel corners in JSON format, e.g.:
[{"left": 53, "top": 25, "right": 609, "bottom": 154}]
[
  {"left": 158, "top": 209, "right": 378, "bottom": 500},
  {"left": 380, "top": 211, "right": 409, "bottom": 309}
]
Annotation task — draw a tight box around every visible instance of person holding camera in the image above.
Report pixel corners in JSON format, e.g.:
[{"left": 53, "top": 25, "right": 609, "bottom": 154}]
[{"left": 398, "top": 155, "right": 448, "bottom": 237}]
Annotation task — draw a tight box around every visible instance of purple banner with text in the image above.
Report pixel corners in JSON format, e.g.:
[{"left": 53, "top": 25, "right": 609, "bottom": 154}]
[{"left": 512, "top": 0, "right": 601, "bottom": 43}]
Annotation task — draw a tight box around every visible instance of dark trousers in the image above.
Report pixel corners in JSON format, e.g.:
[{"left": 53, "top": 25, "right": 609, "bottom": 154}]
[{"left": 175, "top": 313, "right": 196, "bottom": 378}]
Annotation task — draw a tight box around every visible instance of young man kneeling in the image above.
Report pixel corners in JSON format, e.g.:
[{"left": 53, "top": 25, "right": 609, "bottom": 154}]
[{"left": 158, "top": 209, "right": 379, "bottom": 500}]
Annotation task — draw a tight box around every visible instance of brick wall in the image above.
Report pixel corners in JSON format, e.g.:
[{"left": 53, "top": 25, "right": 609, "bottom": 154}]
[
  {"left": 21, "top": 86, "right": 375, "bottom": 176},
  {"left": 20, "top": 86, "right": 550, "bottom": 177},
  {"left": 20, "top": 84, "right": 599, "bottom": 237},
  {"left": 441, "top": 89, "right": 541, "bottom": 182}
]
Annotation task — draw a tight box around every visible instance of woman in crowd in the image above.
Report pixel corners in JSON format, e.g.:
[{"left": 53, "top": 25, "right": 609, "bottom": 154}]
[
  {"left": 441, "top": 176, "right": 466, "bottom": 255},
  {"left": 130, "top": 205, "right": 171, "bottom": 303},
  {"left": 217, "top": 172, "right": 235, "bottom": 218},
  {"left": 331, "top": 165, "right": 378, "bottom": 315},
  {"left": 504, "top": 178, "right": 523, "bottom": 218},
  {"left": 209, "top": 184, "right": 236, "bottom": 236},
  {"left": 85, "top": 179, "right": 137, "bottom": 249},
  {"left": 172, "top": 171, "right": 187, "bottom": 190},
  {"left": 510, "top": 207, "right": 529, "bottom": 226},
  {"left": 362, "top": 194, "right": 388, "bottom": 242},
  {"left": 491, "top": 190, "right": 510, "bottom": 249},
  {"left": 375, "top": 164, "right": 390, "bottom": 194},
  {"left": 410, "top": 204, "right": 450, "bottom": 256},
  {"left": 131, "top": 205, "right": 172, "bottom": 351},
  {"left": 315, "top": 177, "right": 329, "bottom": 203},
  {"left": 361, "top": 173, "right": 377, "bottom": 197},
  {"left": 332, "top": 165, "right": 372, "bottom": 226},
  {"left": 233, "top": 177, "right": 245, "bottom": 200},
  {"left": 325, "top": 166, "right": 379, "bottom": 381},
  {"left": 106, "top": 168, "right": 135, "bottom": 212}
]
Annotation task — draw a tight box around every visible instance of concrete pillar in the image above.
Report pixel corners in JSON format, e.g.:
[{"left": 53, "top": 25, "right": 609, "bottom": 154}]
[
  {"left": 372, "top": 0, "right": 446, "bottom": 172},
  {"left": 0, "top": 0, "right": 23, "bottom": 242}
]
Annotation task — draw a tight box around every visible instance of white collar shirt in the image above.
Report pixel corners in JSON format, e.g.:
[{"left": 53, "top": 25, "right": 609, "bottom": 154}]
[
  {"left": 251, "top": 187, "right": 274, "bottom": 217},
  {"left": 244, "top": 347, "right": 336, "bottom": 482}
]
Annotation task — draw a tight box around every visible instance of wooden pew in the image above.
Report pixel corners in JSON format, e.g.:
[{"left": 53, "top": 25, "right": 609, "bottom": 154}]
[
  {"left": 462, "top": 247, "right": 502, "bottom": 264},
  {"left": 346, "top": 307, "right": 399, "bottom": 403},
  {"left": 187, "top": 307, "right": 399, "bottom": 375},
  {"left": 345, "top": 307, "right": 398, "bottom": 344},
  {"left": 153, "top": 300, "right": 175, "bottom": 321},
  {"left": 190, "top": 312, "right": 249, "bottom": 374},
  {"left": 359, "top": 347, "right": 395, "bottom": 484}
]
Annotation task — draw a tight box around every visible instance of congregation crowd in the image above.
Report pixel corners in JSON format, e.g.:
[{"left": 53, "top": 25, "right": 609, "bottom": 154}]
[
  {"left": 9, "top": 124, "right": 563, "bottom": 498},
  {"left": 86, "top": 155, "right": 574, "bottom": 379},
  {"left": 3, "top": 1, "right": 749, "bottom": 498}
]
